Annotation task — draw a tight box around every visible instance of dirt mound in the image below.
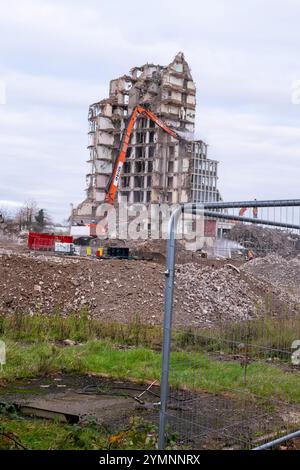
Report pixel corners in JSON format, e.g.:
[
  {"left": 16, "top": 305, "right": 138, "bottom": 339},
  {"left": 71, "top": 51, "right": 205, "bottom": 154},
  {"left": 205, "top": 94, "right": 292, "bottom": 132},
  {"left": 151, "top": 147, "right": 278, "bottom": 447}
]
[
  {"left": 0, "top": 252, "right": 165, "bottom": 322},
  {"left": 0, "top": 252, "right": 295, "bottom": 327}
]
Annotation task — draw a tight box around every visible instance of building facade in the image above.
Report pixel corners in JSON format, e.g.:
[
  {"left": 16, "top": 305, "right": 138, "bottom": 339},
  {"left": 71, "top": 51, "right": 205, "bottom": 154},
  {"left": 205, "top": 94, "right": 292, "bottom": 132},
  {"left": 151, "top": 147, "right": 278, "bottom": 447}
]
[{"left": 72, "top": 52, "right": 222, "bottom": 224}]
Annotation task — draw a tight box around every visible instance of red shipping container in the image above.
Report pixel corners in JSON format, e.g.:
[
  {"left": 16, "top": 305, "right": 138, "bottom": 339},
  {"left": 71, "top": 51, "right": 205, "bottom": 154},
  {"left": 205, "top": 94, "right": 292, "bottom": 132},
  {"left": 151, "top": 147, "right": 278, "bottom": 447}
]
[{"left": 28, "top": 232, "right": 73, "bottom": 251}]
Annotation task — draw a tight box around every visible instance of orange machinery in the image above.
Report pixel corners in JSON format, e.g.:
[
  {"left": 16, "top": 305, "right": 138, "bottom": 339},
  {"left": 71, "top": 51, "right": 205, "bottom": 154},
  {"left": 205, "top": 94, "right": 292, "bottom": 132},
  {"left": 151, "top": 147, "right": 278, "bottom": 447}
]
[
  {"left": 104, "top": 105, "right": 179, "bottom": 205},
  {"left": 239, "top": 206, "right": 258, "bottom": 218}
]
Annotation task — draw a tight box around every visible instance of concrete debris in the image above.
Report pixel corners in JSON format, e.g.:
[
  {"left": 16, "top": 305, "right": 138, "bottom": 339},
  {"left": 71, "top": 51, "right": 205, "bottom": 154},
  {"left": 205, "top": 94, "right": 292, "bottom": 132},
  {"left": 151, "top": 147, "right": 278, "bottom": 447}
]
[
  {"left": 228, "top": 225, "right": 300, "bottom": 258},
  {"left": 242, "top": 254, "right": 300, "bottom": 304},
  {"left": 1, "top": 251, "right": 291, "bottom": 328},
  {"left": 63, "top": 339, "right": 77, "bottom": 347},
  {"left": 225, "top": 263, "right": 241, "bottom": 274},
  {"left": 174, "top": 264, "right": 262, "bottom": 325}
]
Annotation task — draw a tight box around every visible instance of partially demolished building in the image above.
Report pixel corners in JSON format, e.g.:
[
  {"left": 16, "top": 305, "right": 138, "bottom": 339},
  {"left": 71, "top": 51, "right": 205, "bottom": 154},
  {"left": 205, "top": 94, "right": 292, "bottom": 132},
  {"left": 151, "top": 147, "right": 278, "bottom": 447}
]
[{"left": 72, "top": 52, "right": 222, "bottom": 224}]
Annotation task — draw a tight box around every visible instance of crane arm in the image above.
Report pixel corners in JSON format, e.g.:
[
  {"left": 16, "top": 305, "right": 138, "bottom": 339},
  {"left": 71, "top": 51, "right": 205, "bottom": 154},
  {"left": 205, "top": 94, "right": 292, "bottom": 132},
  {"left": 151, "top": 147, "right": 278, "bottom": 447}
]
[
  {"left": 104, "top": 105, "right": 179, "bottom": 205},
  {"left": 239, "top": 206, "right": 258, "bottom": 218}
]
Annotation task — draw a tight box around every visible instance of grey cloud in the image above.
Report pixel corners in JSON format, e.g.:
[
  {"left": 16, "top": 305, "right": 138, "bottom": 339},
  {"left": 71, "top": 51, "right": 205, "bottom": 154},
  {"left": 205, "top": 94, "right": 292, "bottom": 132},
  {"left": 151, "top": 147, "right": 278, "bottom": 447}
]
[{"left": 0, "top": 0, "right": 299, "bottom": 221}]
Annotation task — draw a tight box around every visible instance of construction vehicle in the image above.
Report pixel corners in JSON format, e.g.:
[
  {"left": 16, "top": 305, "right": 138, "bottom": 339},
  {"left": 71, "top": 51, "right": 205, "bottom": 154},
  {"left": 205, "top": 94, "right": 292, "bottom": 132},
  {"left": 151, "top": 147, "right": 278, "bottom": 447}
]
[
  {"left": 104, "top": 105, "right": 180, "bottom": 205},
  {"left": 239, "top": 207, "right": 258, "bottom": 218},
  {"left": 239, "top": 200, "right": 258, "bottom": 218},
  {"left": 89, "top": 105, "right": 182, "bottom": 257}
]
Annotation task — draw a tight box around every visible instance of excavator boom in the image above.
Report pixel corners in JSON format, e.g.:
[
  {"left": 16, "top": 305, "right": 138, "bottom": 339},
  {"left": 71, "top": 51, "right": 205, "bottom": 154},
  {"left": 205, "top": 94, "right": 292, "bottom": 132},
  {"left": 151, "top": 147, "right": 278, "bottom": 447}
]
[
  {"left": 104, "top": 106, "right": 178, "bottom": 205},
  {"left": 239, "top": 204, "right": 258, "bottom": 218}
]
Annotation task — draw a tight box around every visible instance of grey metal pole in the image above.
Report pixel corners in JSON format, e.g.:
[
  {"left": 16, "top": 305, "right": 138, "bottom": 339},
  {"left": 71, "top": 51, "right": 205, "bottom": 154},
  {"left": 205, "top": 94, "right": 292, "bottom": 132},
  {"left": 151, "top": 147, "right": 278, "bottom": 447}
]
[
  {"left": 158, "top": 206, "right": 182, "bottom": 450},
  {"left": 158, "top": 200, "right": 300, "bottom": 450},
  {"left": 253, "top": 429, "right": 300, "bottom": 450},
  {"left": 203, "top": 211, "right": 300, "bottom": 230},
  {"left": 202, "top": 199, "right": 300, "bottom": 209}
]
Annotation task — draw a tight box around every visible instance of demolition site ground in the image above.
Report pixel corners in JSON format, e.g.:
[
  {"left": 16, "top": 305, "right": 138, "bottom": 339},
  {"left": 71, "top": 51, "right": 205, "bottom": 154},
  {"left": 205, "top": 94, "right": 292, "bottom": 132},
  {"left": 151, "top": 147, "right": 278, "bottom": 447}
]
[{"left": 0, "top": 239, "right": 300, "bottom": 450}]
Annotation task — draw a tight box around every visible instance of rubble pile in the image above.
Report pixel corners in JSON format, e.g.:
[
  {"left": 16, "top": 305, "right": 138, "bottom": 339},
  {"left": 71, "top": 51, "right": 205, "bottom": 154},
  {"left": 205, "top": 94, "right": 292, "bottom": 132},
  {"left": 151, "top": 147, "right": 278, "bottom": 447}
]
[
  {"left": 174, "top": 264, "right": 262, "bottom": 325},
  {"left": 0, "top": 251, "right": 296, "bottom": 327},
  {"left": 0, "top": 253, "right": 94, "bottom": 315},
  {"left": 227, "top": 225, "right": 300, "bottom": 258},
  {"left": 242, "top": 254, "right": 300, "bottom": 304},
  {"left": 0, "top": 252, "right": 165, "bottom": 322}
]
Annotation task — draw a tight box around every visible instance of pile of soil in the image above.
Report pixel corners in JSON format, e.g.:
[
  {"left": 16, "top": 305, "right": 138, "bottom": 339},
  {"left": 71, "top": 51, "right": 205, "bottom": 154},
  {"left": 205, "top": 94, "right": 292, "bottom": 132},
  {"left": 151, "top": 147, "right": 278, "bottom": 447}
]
[{"left": 1, "top": 251, "right": 295, "bottom": 327}]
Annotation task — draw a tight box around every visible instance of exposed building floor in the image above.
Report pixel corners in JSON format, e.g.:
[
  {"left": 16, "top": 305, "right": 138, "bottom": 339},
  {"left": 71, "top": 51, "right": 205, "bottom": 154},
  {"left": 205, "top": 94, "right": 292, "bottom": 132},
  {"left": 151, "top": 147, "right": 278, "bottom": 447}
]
[{"left": 72, "top": 52, "right": 222, "bottom": 227}]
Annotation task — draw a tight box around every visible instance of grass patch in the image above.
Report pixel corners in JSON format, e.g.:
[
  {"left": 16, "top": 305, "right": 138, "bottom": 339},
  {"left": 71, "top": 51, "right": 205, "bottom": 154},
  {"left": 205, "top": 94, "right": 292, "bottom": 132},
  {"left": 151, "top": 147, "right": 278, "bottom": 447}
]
[
  {"left": 0, "top": 311, "right": 163, "bottom": 348},
  {"left": 1, "top": 311, "right": 299, "bottom": 406},
  {"left": 1, "top": 339, "right": 300, "bottom": 403},
  {"left": 0, "top": 416, "right": 107, "bottom": 450},
  {"left": 1, "top": 312, "right": 300, "bottom": 361},
  {"left": 0, "top": 414, "right": 160, "bottom": 450}
]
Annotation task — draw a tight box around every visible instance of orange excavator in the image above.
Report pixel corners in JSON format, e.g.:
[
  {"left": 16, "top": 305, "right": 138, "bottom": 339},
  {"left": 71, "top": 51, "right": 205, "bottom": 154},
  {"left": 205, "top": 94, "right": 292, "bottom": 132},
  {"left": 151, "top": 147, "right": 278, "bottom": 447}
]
[
  {"left": 104, "top": 105, "right": 180, "bottom": 205},
  {"left": 239, "top": 206, "right": 258, "bottom": 218}
]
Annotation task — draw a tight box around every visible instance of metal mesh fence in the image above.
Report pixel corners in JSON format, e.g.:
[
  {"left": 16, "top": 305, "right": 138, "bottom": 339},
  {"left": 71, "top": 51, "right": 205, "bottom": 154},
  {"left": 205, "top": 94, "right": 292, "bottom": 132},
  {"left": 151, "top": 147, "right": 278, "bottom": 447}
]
[{"left": 159, "top": 200, "right": 300, "bottom": 450}]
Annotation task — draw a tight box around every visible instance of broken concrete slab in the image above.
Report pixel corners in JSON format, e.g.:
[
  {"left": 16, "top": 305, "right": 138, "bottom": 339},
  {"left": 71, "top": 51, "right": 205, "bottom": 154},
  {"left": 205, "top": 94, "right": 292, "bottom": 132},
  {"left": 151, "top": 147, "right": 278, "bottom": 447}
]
[{"left": 16, "top": 391, "right": 137, "bottom": 425}]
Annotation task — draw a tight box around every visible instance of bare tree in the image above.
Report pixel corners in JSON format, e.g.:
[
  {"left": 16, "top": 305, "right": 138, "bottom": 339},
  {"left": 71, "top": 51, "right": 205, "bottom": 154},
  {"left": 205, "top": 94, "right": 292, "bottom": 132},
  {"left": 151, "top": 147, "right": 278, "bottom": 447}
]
[{"left": 15, "top": 200, "right": 38, "bottom": 231}]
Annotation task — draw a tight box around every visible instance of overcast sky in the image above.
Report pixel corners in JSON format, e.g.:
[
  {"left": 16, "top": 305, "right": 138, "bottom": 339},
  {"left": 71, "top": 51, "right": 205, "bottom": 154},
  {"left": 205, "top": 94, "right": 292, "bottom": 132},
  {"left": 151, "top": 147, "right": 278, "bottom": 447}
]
[{"left": 0, "top": 0, "right": 300, "bottom": 222}]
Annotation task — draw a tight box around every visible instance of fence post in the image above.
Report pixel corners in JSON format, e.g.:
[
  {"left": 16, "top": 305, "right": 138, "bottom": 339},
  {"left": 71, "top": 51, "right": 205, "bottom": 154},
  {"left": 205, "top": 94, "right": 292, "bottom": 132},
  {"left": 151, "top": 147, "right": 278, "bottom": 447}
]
[
  {"left": 158, "top": 200, "right": 300, "bottom": 450},
  {"left": 158, "top": 206, "right": 182, "bottom": 450}
]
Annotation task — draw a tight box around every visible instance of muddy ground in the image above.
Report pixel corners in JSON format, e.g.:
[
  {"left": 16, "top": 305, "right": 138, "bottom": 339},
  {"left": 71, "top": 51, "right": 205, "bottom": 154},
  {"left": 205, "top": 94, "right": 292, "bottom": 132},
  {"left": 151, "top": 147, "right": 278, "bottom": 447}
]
[{"left": 0, "top": 373, "right": 295, "bottom": 450}]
